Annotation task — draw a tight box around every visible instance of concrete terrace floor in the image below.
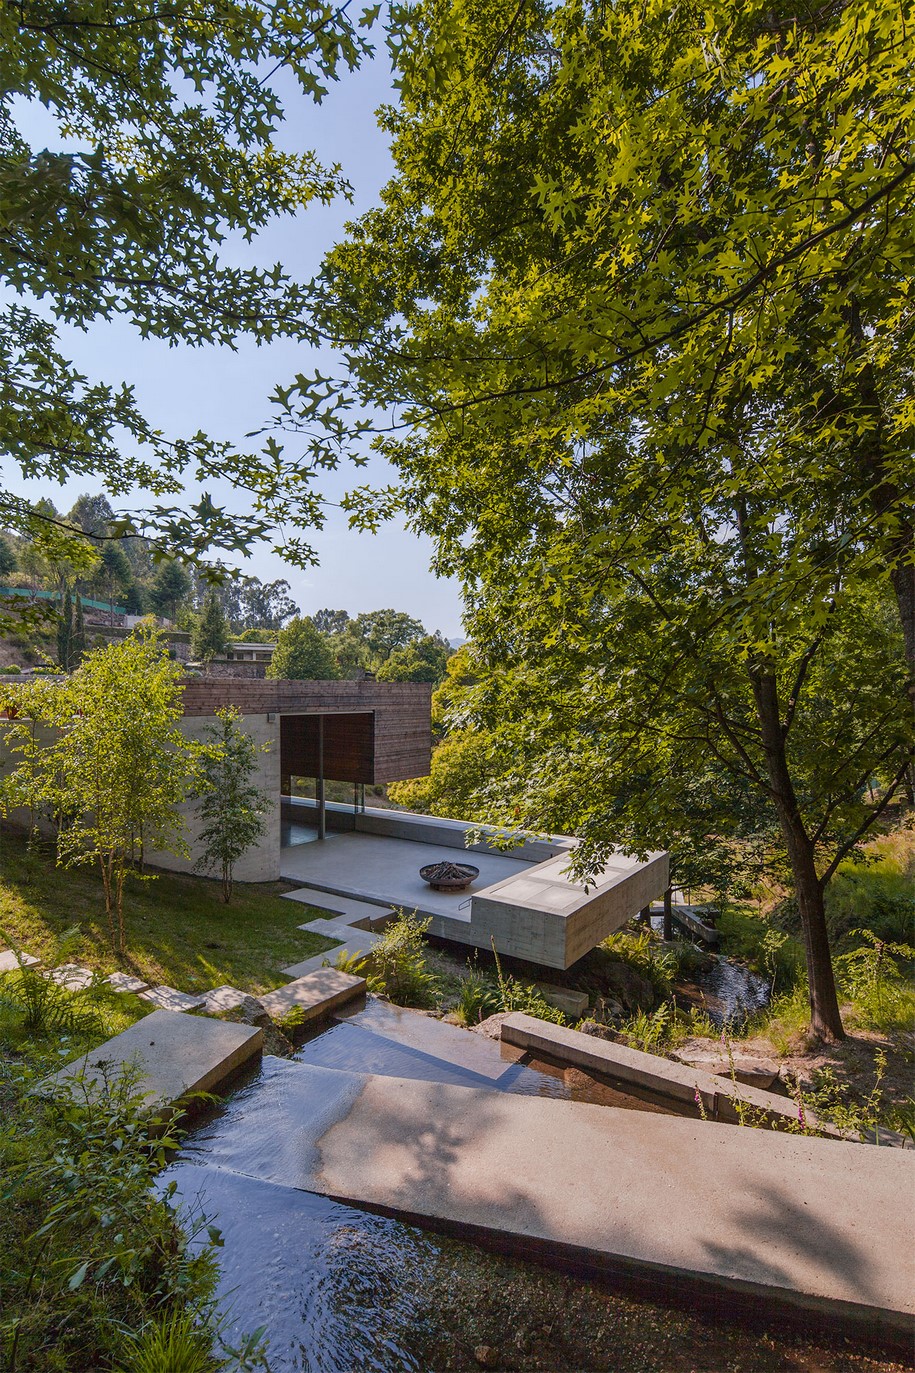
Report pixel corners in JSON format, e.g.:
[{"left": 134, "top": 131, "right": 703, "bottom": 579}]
[{"left": 280, "top": 827, "right": 533, "bottom": 920}]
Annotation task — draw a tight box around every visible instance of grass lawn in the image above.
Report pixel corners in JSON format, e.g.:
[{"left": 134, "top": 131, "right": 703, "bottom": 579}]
[{"left": 0, "top": 829, "right": 341, "bottom": 997}]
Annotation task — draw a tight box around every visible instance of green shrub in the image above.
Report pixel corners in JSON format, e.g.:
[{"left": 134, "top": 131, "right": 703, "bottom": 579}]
[
  {"left": 835, "top": 930, "right": 915, "bottom": 1034},
  {"left": 825, "top": 868, "right": 915, "bottom": 947},
  {"left": 367, "top": 909, "right": 439, "bottom": 1007},
  {"left": 0, "top": 1056, "right": 220, "bottom": 1372},
  {"left": 328, "top": 947, "right": 370, "bottom": 976},
  {"left": 113, "top": 1311, "right": 216, "bottom": 1373},
  {"left": 488, "top": 944, "right": 567, "bottom": 1025},
  {"left": 0, "top": 932, "right": 105, "bottom": 1038},
  {"left": 0, "top": 663, "right": 21, "bottom": 673},
  {"left": 599, "top": 929, "right": 677, "bottom": 996},
  {"left": 617, "top": 1002, "right": 674, "bottom": 1053},
  {"left": 454, "top": 963, "right": 500, "bottom": 1025}
]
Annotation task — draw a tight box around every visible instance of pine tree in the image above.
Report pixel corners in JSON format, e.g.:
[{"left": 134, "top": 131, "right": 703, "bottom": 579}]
[
  {"left": 192, "top": 588, "right": 229, "bottom": 662},
  {"left": 72, "top": 594, "right": 86, "bottom": 666},
  {"left": 56, "top": 588, "right": 73, "bottom": 671}
]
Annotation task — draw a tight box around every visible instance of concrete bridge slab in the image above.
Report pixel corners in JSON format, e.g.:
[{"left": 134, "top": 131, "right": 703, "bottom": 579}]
[{"left": 196, "top": 1057, "right": 913, "bottom": 1340}]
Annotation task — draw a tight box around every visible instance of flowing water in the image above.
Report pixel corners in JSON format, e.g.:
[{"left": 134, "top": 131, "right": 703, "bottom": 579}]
[
  {"left": 693, "top": 955, "right": 770, "bottom": 1027},
  {"left": 159, "top": 1004, "right": 634, "bottom": 1372}
]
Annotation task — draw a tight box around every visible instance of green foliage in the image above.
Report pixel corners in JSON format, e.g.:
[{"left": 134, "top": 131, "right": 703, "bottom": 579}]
[
  {"left": 311, "top": 608, "right": 351, "bottom": 636},
  {"left": 824, "top": 862, "right": 915, "bottom": 949},
  {"left": 366, "top": 910, "right": 438, "bottom": 1007},
  {"left": 0, "top": 947, "right": 104, "bottom": 1039},
  {"left": 616, "top": 1003, "right": 673, "bottom": 1055},
  {"left": 835, "top": 930, "right": 915, "bottom": 1033},
  {"left": 2, "top": 630, "right": 191, "bottom": 953},
  {"left": 352, "top": 609, "right": 426, "bottom": 662},
  {"left": 453, "top": 961, "right": 501, "bottom": 1025},
  {"left": 329, "top": 948, "right": 370, "bottom": 976},
  {"left": 113, "top": 1311, "right": 216, "bottom": 1373},
  {"left": 315, "top": 0, "right": 915, "bottom": 1041},
  {"left": 600, "top": 930, "right": 678, "bottom": 998},
  {"left": 1, "top": 1, "right": 373, "bottom": 585},
  {"left": 150, "top": 563, "right": 191, "bottom": 622},
  {"left": 0, "top": 533, "right": 17, "bottom": 577},
  {"left": 488, "top": 945, "right": 567, "bottom": 1025},
  {"left": 192, "top": 589, "right": 230, "bottom": 663},
  {"left": 0, "top": 1054, "right": 219, "bottom": 1372},
  {"left": 376, "top": 632, "right": 451, "bottom": 683},
  {"left": 267, "top": 616, "right": 340, "bottom": 680},
  {"left": 194, "top": 708, "right": 269, "bottom": 902}
]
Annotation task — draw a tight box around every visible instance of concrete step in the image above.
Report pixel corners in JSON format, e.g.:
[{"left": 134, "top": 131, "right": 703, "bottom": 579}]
[
  {"left": 106, "top": 971, "right": 150, "bottom": 994},
  {"left": 281, "top": 886, "right": 394, "bottom": 928},
  {"left": 50, "top": 1009, "right": 262, "bottom": 1119},
  {"left": 47, "top": 963, "right": 96, "bottom": 990},
  {"left": 259, "top": 968, "right": 367, "bottom": 1024},
  {"left": 200, "top": 985, "right": 250, "bottom": 1014}
]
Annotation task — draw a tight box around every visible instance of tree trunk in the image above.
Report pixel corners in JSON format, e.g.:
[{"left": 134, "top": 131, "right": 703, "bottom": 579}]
[{"left": 751, "top": 671, "right": 845, "bottom": 1040}]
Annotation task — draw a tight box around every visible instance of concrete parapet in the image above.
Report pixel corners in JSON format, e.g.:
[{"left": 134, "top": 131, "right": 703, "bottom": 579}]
[{"left": 499, "top": 1013, "right": 838, "bottom": 1131}]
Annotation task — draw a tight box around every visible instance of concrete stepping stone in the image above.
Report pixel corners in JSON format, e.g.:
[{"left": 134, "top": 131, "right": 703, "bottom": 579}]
[
  {"left": 139, "top": 984, "right": 206, "bottom": 1013},
  {"left": 50, "top": 1009, "right": 263, "bottom": 1117},
  {"left": 282, "top": 885, "right": 393, "bottom": 929},
  {"left": 200, "top": 985, "right": 249, "bottom": 1014},
  {"left": 47, "top": 963, "right": 95, "bottom": 990},
  {"left": 106, "top": 971, "right": 150, "bottom": 995},
  {"left": 281, "top": 935, "right": 377, "bottom": 980},
  {"left": 259, "top": 968, "right": 366, "bottom": 1023},
  {"left": 0, "top": 949, "right": 39, "bottom": 974}
]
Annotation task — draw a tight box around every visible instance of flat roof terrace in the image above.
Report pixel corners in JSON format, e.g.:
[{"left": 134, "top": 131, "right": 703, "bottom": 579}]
[{"left": 281, "top": 802, "right": 669, "bottom": 970}]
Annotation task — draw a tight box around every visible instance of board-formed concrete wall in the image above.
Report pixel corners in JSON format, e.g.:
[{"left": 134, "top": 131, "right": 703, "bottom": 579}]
[{"left": 144, "top": 713, "right": 281, "bottom": 883}]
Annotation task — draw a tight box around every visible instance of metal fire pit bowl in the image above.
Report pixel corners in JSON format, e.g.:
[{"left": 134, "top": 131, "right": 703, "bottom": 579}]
[{"left": 419, "top": 861, "right": 480, "bottom": 892}]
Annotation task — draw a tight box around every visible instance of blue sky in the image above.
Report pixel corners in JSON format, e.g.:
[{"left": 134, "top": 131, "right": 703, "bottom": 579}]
[{"left": 6, "top": 49, "right": 465, "bottom": 639}]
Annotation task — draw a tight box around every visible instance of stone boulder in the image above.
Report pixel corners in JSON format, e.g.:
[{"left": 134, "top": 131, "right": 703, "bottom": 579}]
[{"left": 601, "top": 960, "right": 657, "bottom": 1014}]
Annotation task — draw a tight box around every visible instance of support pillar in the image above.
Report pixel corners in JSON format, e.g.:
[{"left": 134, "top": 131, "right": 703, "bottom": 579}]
[
  {"left": 317, "top": 715, "right": 325, "bottom": 841},
  {"left": 639, "top": 905, "right": 652, "bottom": 928},
  {"left": 663, "top": 886, "right": 673, "bottom": 942}
]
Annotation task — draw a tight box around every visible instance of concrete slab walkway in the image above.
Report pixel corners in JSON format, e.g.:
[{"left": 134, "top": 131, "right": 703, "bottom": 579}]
[{"left": 198, "top": 1055, "right": 914, "bottom": 1340}]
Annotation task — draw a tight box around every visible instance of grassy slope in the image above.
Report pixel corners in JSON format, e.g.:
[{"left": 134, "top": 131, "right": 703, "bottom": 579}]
[{"left": 0, "top": 830, "right": 340, "bottom": 996}]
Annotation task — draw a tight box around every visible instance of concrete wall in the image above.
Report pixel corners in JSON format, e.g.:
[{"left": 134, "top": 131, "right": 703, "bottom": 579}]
[
  {"left": 283, "top": 796, "right": 571, "bottom": 863},
  {"left": 145, "top": 713, "right": 281, "bottom": 883}
]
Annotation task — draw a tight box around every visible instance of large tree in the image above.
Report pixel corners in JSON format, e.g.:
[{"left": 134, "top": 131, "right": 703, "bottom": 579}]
[
  {"left": 308, "top": 0, "right": 915, "bottom": 1038},
  {"left": 267, "top": 617, "right": 339, "bottom": 680},
  {"left": 0, "top": 0, "right": 373, "bottom": 606}
]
